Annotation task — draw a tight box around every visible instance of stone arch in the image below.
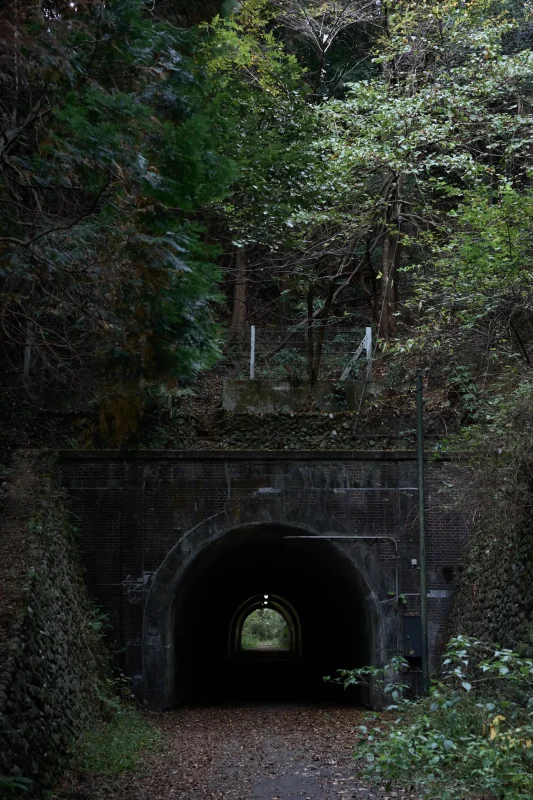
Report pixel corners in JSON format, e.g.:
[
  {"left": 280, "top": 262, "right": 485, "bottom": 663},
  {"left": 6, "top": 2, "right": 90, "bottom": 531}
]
[{"left": 142, "top": 519, "right": 386, "bottom": 709}]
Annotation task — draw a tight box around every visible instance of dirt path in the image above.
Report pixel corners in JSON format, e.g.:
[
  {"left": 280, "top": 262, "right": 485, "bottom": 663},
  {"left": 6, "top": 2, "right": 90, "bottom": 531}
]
[{"left": 57, "top": 705, "right": 417, "bottom": 800}]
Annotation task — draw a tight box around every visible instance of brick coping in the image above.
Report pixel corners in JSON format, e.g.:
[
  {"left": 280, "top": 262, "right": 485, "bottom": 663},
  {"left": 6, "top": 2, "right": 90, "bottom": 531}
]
[{"left": 57, "top": 449, "right": 451, "bottom": 462}]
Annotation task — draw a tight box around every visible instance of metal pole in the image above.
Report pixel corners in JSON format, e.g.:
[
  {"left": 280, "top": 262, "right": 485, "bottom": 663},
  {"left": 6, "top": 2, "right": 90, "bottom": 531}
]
[
  {"left": 416, "top": 373, "right": 429, "bottom": 693},
  {"left": 365, "top": 327, "right": 373, "bottom": 382},
  {"left": 250, "top": 325, "right": 256, "bottom": 380}
]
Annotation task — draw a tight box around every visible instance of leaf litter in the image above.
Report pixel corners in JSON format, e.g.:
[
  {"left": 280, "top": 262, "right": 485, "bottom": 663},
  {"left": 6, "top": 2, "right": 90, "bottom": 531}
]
[{"left": 56, "top": 704, "right": 421, "bottom": 800}]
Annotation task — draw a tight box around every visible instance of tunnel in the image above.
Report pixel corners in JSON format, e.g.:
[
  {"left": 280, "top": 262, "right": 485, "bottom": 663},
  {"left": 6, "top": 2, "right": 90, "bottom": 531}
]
[{"left": 163, "top": 524, "right": 378, "bottom": 705}]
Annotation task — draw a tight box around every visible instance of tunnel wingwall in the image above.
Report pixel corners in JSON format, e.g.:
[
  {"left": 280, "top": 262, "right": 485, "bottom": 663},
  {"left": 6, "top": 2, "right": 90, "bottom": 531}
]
[
  {"left": 59, "top": 450, "right": 469, "bottom": 707},
  {"left": 0, "top": 454, "right": 107, "bottom": 795}
]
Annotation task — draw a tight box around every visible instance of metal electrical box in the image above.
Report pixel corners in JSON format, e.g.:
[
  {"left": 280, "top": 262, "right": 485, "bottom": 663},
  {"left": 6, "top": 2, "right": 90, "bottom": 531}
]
[{"left": 403, "top": 616, "right": 422, "bottom": 658}]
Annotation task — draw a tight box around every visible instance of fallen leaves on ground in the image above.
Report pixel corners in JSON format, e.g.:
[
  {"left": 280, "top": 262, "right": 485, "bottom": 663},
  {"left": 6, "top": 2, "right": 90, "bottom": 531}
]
[{"left": 55, "top": 704, "right": 420, "bottom": 800}]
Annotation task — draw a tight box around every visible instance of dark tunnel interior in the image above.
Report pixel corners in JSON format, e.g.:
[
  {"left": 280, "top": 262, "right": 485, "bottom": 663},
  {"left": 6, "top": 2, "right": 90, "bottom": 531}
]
[{"left": 172, "top": 526, "right": 375, "bottom": 704}]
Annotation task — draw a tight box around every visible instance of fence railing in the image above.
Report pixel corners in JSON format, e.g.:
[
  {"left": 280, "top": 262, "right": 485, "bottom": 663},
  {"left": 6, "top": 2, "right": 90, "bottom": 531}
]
[{"left": 243, "top": 324, "right": 373, "bottom": 383}]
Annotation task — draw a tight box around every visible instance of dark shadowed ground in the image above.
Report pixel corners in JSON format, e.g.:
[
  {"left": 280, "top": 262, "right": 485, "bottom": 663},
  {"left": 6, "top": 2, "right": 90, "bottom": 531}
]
[{"left": 56, "top": 705, "right": 419, "bottom": 800}]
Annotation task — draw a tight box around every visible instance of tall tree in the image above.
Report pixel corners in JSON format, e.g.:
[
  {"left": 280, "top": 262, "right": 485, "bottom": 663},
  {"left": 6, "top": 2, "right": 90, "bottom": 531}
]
[
  {"left": 275, "top": 0, "right": 379, "bottom": 98},
  {"left": 0, "top": 0, "right": 235, "bottom": 392},
  {"left": 311, "top": 0, "right": 533, "bottom": 341},
  {"left": 196, "top": 1, "right": 321, "bottom": 346}
]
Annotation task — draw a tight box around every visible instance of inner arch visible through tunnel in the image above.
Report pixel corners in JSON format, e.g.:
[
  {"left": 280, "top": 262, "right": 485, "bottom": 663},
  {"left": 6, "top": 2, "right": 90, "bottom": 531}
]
[
  {"left": 142, "top": 521, "right": 386, "bottom": 708},
  {"left": 230, "top": 593, "right": 302, "bottom": 658}
]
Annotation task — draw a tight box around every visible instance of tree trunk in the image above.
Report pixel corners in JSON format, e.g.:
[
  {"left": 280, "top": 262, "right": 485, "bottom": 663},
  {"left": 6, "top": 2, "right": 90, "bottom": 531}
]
[
  {"left": 379, "top": 175, "right": 403, "bottom": 340},
  {"left": 393, "top": 233, "right": 401, "bottom": 312},
  {"left": 311, "top": 282, "right": 335, "bottom": 386},
  {"left": 363, "top": 238, "right": 380, "bottom": 324},
  {"left": 277, "top": 272, "right": 290, "bottom": 325},
  {"left": 307, "top": 287, "right": 314, "bottom": 384},
  {"left": 379, "top": 230, "right": 399, "bottom": 339},
  {"left": 230, "top": 248, "right": 247, "bottom": 342}
]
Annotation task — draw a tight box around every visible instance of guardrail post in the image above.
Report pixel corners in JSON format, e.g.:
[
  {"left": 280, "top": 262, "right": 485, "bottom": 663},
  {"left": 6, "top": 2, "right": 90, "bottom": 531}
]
[
  {"left": 365, "top": 326, "right": 373, "bottom": 382},
  {"left": 250, "top": 325, "right": 256, "bottom": 380}
]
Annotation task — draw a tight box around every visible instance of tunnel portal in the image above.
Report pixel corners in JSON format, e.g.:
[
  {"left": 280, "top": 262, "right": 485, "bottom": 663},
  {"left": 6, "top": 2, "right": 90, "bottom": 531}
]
[
  {"left": 171, "top": 526, "right": 375, "bottom": 703},
  {"left": 59, "top": 450, "right": 470, "bottom": 708}
]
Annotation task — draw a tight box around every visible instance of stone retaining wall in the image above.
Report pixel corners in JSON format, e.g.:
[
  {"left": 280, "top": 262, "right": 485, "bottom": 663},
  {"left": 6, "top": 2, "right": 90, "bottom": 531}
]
[
  {"left": 449, "top": 510, "right": 533, "bottom": 656},
  {"left": 0, "top": 454, "right": 105, "bottom": 795}
]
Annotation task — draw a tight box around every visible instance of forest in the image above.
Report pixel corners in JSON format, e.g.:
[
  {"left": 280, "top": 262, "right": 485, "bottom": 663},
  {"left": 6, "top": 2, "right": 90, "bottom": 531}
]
[
  {"left": 3, "top": 0, "right": 533, "bottom": 415},
  {"left": 1, "top": 1, "right": 533, "bottom": 799}
]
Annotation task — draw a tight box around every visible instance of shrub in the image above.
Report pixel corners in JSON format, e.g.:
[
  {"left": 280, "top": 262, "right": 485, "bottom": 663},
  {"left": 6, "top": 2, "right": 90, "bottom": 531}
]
[{"left": 331, "top": 636, "right": 533, "bottom": 800}]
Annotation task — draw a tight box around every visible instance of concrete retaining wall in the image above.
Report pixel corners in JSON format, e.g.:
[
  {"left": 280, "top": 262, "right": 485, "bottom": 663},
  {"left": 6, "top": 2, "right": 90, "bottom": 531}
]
[{"left": 222, "top": 379, "right": 370, "bottom": 412}]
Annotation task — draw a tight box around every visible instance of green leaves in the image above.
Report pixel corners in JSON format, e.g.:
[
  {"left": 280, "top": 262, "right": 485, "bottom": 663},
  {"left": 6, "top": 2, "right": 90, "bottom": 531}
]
[
  {"left": 307, "top": 0, "right": 533, "bottom": 345},
  {"left": 197, "top": 6, "right": 319, "bottom": 249},
  {"left": 0, "top": 0, "right": 233, "bottom": 389},
  {"left": 353, "top": 636, "right": 533, "bottom": 799}
]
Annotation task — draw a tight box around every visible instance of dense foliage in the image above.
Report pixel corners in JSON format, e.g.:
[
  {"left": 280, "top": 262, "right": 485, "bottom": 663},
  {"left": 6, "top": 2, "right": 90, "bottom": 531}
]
[
  {"left": 241, "top": 608, "right": 290, "bottom": 650},
  {"left": 333, "top": 637, "right": 533, "bottom": 799},
  {"left": 1, "top": 0, "right": 231, "bottom": 391},
  {"left": 204, "top": 0, "right": 533, "bottom": 383},
  {"left": 4, "top": 0, "right": 533, "bottom": 392}
]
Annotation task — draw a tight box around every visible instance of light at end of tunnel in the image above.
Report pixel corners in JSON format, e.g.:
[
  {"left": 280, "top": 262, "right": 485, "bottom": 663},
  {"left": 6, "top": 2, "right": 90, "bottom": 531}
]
[{"left": 264, "top": 594, "right": 269, "bottom": 599}]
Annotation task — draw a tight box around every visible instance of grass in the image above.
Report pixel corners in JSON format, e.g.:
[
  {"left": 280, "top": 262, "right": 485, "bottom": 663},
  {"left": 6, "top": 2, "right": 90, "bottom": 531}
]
[
  {"left": 242, "top": 633, "right": 276, "bottom": 649},
  {"left": 241, "top": 633, "right": 290, "bottom": 650},
  {"left": 72, "top": 707, "right": 162, "bottom": 776},
  {"left": 0, "top": 777, "right": 33, "bottom": 797}
]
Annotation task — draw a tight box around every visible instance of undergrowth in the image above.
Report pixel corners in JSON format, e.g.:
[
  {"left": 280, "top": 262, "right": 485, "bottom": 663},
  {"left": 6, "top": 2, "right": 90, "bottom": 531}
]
[
  {"left": 70, "top": 706, "right": 162, "bottom": 777},
  {"left": 0, "top": 777, "right": 33, "bottom": 797},
  {"left": 241, "top": 607, "right": 290, "bottom": 650},
  {"left": 331, "top": 636, "right": 533, "bottom": 800}
]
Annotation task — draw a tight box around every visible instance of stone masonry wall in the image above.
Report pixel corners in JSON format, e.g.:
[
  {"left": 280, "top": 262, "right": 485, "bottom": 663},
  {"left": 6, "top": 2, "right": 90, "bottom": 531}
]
[
  {"left": 449, "top": 510, "right": 533, "bottom": 657},
  {"left": 135, "top": 411, "right": 421, "bottom": 452},
  {"left": 0, "top": 454, "right": 106, "bottom": 796}
]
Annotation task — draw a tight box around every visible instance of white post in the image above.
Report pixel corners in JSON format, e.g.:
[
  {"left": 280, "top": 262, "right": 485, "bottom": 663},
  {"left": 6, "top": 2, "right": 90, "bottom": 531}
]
[
  {"left": 365, "top": 326, "right": 373, "bottom": 382},
  {"left": 250, "top": 325, "right": 256, "bottom": 380}
]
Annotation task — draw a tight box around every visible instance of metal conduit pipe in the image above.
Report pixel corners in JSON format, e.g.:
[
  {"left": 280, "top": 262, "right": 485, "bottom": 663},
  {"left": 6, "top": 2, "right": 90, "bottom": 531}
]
[
  {"left": 416, "top": 373, "right": 429, "bottom": 694},
  {"left": 284, "top": 535, "right": 401, "bottom": 654}
]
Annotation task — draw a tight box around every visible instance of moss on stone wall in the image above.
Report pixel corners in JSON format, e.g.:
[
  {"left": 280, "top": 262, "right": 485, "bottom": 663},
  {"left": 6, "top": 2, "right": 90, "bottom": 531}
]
[
  {"left": 0, "top": 453, "right": 107, "bottom": 796},
  {"left": 449, "top": 513, "right": 533, "bottom": 658}
]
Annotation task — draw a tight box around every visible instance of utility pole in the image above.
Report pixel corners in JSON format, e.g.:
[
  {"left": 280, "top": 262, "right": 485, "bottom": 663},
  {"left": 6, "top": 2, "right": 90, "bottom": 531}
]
[{"left": 416, "top": 372, "right": 429, "bottom": 694}]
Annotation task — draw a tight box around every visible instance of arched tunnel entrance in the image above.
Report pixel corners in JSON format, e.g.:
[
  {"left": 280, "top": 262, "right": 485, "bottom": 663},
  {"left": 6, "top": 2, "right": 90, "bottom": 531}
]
[{"left": 158, "top": 525, "right": 380, "bottom": 705}]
